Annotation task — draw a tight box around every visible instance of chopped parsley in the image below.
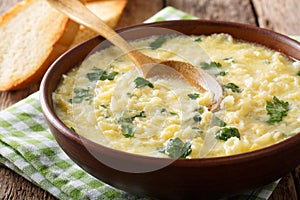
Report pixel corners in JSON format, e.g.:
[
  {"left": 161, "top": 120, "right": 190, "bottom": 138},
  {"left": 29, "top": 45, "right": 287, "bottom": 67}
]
[
  {"left": 263, "top": 60, "right": 271, "bottom": 65},
  {"left": 217, "top": 71, "right": 227, "bottom": 76},
  {"left": 161, "top": 108, "right": 177, "bottom": 115},
  {"left": 194, "top": 37, "right": 202, "bottom": 42},
  {"left": 161, "top": 108, "right": 167, "bottom": 113},
  {"left": 121, "top": 124, "right": 135, "bottom": 138},
  {"left": 223, "top": 57, "right": 235, "bottom": 62},
  {"left": 223, "top": 83, "right": 242, "bottom": 93},
  {"left": 215, "top": 127, "right": 240, "bottom": 141},
  {"left": 169, "top": 112, "right": 177, "bottom": 115},
  {"left": 266, "top": 96, "right": 289, "bottom": 124},
  {"left": 297, "top": 70, "right": 300, "bottom": 76},
  {"left": 192, "top": 127, "right": 203, "bottom": 134},
  {"left": 126, "top": 92, "right": 134, "bottom": 98},
  {"left": 117, "top": 110, "right": 146, "bottom": 124},
  {"left": 86, "top": 67, "right": 118, "bottom": 81},
  {"left": 193, "top": 114, "right": 202, "bottom": 122},
  {"left": 100, "top": 104, "right": 107, "bottom": 109},
  {"left": 194, "top": 106, "right": 204, "bottom": 114},
  {"left": 70, "top": 127, "right": 76, "bottom": 132},
  {"left": 69, "top": 88, "right": 93, "bottom": 104},
  {"left": 200, "top": 61, "right": 222, "bottom": 69},
  {"left": 134, "top": 77, "right": 154, "bottom": 88},
  {"left": 149, "top": 37, "right": 167, "bottom": 50},
  {"left": 158, "top": 137, "right": 192, "bottom": 158},
  {"left": 188, "top": 93, "right": 200, "bottom": 100},
  {"left": 117, "top": 110, "right": 146, "bottom": 138}
]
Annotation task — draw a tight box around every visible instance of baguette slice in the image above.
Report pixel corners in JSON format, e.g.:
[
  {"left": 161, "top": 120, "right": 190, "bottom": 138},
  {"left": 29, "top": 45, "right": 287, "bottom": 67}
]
[
  {"left": 70, "top": 0, "right": 127, "bottom": 48},
  {"left": 0, "top": 0, "right": 79, "bottom": 90}
]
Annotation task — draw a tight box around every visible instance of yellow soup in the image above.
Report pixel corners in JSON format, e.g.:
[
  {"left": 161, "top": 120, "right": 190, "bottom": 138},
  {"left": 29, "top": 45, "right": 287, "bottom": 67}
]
[{"left": 53, "top": 33, "right": 300, "bottom": 158}]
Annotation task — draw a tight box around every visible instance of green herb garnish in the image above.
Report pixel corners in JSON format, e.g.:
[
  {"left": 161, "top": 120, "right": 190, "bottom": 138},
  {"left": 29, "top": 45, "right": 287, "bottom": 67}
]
[
  {"left": 194, "top": 37, "right": 202, "bottom": 42},
  {"left": 161, "top": 108, "right": 167, "bottom": 113},
  {"left": 118, "top": 110, "right": 146, "bottom": 123},
  {"left": 69, "top": 88, "right": 93, "bottom": 104},
  {"left": 126, "top": 92, "right": 134, "bottom": 98},
  {"left": 158, "top": 137, "right": 192, "bottom": 158},
  {"left": 121, "top": 124, "right": 135, "bottom": 138},
  {"left": 87, "top": 67, "right": 118, "bottom": 81},
  {"left": 100, "top": 104, "right": 107, "bottom": 109},
  {"left": 200, "top": 61, "right": 222, "bottom": 69},
  {"left": 149, "top": 37, "right": 167, "bottom": 50},
  {"left": 192, "top": 127, "right": 203, "bottom": 134},
  {"left": 297, "top": 71, "right": 300, "bottom": 76},
  {"left": 194, "top": 106, "right": 204, "bottom": 114},
  {"left": 263, "top": 60, "right": 271, "bottom": 65},
  {"left": 266, "top": 96, "right": 289, "bottom": 124},
  {"left": 134, "top": 77, "right": 154, "bottom": 88},
  {"left": 193, "top": 114, "right": 202, "bottom": 122},
  {"left": 161, "top": 108, "right": 177, "bottom": 115},
  {"left": 70, "top": 127, "right": 76, "bottom": 132},
  {"left": 223, "top": 83, "right": 242, "bottom": 93},
  {"left": 223, "top": 57, "right": 234, "bottom": 62},
  {"left": 188, "top": 93, "right": 200, "bottom": 100},
  {"left": 215, "top": 127, "right": 240, "bottom": 141},
  {"left": 218, "top": 71, "right": 227, "bottom": 76}
]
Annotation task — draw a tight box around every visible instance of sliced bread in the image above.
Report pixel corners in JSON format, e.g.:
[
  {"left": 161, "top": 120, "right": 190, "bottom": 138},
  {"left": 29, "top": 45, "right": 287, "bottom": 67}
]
[
  {"left": 70, "top": 0, "right": 127, "bottom": 48},
  {"left": 0, "top": 0, "right": 79, "bottom": 90}
]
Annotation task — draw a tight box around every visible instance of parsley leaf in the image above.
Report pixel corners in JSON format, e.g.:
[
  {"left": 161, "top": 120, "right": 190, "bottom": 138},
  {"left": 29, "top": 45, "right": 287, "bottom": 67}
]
[
  {"left": 134, "top": 77, "right": 154, "bottom": 88},
  {"left": 266, "top": 96, "right": 289, "bottom": 124},
  {"left": 215, "top": 127, "right": 240, "bottom": 141},
  {"left": 87, "top": 67, "right": 118, "bottom": 81},
  {"left": 193, "top": 114, "right": 202, "bottom": 122},
  {"left": 158, "top": 137, "right": 192, "bottom": 158},
  {"left": 200, "top": 61, "right": 222, "bottom": 69},
  {"left": 149, "top": 37, "right": 167, "bottom": 50},
  {"left": 161, "top": 108, "right": 177, "bottom": 116},
  {"left": 121, "top": 124, "right": 135, "bottom": 138},
  {"left": 69, "top": 88, "right": 93, "bottom": 104},
  {"left": 223, "top": 83, "right": 242, "bottom": 93},
  {"left": 217, "top": 71, "right": 227, "bottom": 76},
  {"left": 223, "top": 57, "right": 235, "bottom": 62},
  {"left": 188, "top": 93, "right": 200, "bottom": 100},
  {"left": 297, "top": 70, "right": 300, "bottom": 76},
  {"left": 194, "top": 37, "right": 202, "bottom": 42},
  {"left": 117, "top": 110, "right": 146, "bottom": 123}
]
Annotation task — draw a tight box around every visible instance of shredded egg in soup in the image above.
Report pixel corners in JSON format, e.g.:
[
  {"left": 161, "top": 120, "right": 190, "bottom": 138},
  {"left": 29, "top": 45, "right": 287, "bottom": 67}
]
[{"left": 53, "top": 33, "right": 300, "bottom": 158}]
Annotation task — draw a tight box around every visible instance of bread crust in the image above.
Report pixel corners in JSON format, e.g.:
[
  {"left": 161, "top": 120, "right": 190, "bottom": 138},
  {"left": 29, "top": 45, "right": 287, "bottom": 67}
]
[
  {"left": 0, "top": 0, "right": 127, "bottom": 91},
  {"left": 0, "top": 0, "right": 79, "bottom": 91}
]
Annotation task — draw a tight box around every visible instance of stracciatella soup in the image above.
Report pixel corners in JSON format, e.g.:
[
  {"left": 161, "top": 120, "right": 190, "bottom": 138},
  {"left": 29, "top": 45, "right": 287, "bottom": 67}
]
[{"left": 53, "top": 33, "right": 300, "bottom": 158}]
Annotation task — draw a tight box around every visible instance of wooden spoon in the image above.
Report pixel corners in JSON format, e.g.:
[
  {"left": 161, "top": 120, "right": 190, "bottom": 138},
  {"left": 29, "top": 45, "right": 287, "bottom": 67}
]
[{"left": 46, "top": 0, "right": 223, "bottom": 111}]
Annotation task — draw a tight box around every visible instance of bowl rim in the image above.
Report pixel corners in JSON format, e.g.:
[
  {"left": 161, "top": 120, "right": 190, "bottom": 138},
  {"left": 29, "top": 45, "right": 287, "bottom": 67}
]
[{"left": 40, "top": 19, "right": 300, "bottom": 167}]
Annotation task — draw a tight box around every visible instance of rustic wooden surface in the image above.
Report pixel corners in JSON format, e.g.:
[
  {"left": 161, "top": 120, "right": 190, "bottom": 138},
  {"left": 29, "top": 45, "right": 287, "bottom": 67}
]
[{"left": 0, "top": 0, "right": 299, "bottom": 199}]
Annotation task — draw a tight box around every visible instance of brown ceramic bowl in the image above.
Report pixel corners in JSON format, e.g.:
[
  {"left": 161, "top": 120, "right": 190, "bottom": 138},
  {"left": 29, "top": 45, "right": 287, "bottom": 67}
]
[{"left": 40, "top": 20, "right": 300, "bottom": 199}]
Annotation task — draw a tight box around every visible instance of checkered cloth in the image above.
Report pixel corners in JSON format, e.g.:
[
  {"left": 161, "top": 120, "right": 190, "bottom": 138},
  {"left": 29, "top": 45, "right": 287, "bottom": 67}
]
[{"left": 0, "top": 6, "right": 299, "bottom": 200}]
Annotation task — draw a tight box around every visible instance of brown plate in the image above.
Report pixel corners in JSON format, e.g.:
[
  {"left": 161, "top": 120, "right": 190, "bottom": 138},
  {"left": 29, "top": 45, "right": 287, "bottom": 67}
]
[{"left": 40, "top": 20, "right": 300, "bottom": 199}]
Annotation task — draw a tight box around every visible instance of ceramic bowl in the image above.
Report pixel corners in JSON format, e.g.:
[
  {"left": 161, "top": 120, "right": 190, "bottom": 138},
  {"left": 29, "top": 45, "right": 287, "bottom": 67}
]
[{"left": 40, "top": 20, "right": 300, "bottom": 199}]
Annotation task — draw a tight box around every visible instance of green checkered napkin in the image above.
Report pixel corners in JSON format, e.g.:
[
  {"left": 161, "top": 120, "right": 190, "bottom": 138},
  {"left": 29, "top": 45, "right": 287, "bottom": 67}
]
[{"left": 0, "top": 7, "right": 299, "bottom": 200}]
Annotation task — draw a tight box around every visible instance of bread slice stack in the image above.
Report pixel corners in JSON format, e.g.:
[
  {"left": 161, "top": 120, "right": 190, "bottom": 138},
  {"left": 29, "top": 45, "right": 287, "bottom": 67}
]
[{"left": 0, "top": 0, "right": 127, "bottom": 91}]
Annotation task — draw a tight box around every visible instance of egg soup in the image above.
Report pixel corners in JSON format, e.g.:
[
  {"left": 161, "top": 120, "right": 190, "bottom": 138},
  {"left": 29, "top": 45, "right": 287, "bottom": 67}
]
[{"left": 53, "top": 33, "right": 300, "bottom": 158}]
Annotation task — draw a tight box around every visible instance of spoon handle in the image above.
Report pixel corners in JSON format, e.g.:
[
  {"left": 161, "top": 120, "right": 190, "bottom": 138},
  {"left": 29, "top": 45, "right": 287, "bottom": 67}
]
[{"left": 47, "top": 0, "right": 154, "bottom": 67}]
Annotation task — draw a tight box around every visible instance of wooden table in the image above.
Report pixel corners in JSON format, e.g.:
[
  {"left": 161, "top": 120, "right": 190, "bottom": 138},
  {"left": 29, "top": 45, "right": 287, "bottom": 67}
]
[{"left": 0, "top": 0, "right": 299, "bottom": 199}]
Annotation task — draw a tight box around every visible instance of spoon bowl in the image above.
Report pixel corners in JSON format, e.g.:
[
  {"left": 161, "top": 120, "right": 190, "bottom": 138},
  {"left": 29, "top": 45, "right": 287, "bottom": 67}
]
[{"left": 46, "top": 0, "right": 223, "bottom": 111}]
